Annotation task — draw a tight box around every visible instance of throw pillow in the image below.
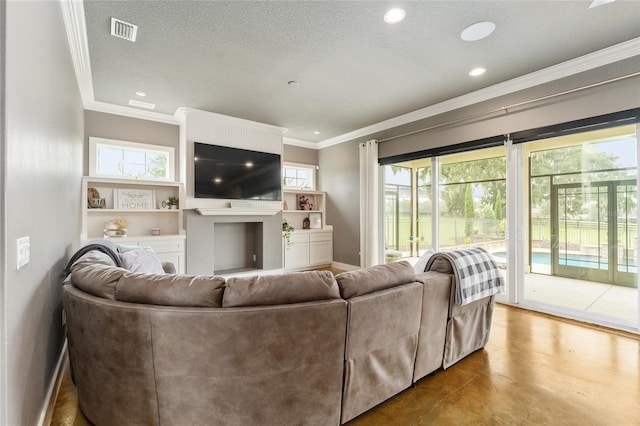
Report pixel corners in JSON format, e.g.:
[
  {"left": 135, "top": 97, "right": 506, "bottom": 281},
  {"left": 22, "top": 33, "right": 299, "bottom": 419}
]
[
  {"left": 119, "top": 246, "right": 165, "bottom": 274},
  {"left": 335, "top": 261, "right": 416, "bottom": 299},
  {"left": 413, "top": 249, "right": 435, "bottom": 273}
]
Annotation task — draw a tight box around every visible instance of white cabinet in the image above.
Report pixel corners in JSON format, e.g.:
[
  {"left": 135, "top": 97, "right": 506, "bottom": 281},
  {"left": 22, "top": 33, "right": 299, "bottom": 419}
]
[
  {"left": 310, "top": 232, "right": 333, "bottom": 265},
  {"left": 284, "top": 233, "right": 311, "bottom": 269},
  {"left": 81, "top": 176, "right": 186, "bottom": 273},
  {"left": 283, "top": 230, "right": 333, "bottom": 271},
  {"left": 282, "top": 190, "right": 332, "bottom": 271}
]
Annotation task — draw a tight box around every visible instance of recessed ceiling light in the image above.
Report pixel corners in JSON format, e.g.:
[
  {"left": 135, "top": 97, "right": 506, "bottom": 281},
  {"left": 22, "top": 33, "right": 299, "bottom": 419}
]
[
  {"left": 245, "top": 162, "right": 253, "bottom": 168},
  {"left": 469, "top": 67, "right": 487, "bottom": 77},
  {"left": 314, "top": 131, "right": 320, "bottom": 135},
  {"left": 588, "top": 0, "right": 615, "bottom": 8},
  {"left": 460, "top": 21, "right": 496, "bottom": 41},
  {"left": 384, "top": 8, "right": 406, "bottom": 24},
  {"left": 214, "top": 177, "right": 222, "bottom": 184},
  {"left": 135, "top": 91, "right": 146, "bottom": 97}
]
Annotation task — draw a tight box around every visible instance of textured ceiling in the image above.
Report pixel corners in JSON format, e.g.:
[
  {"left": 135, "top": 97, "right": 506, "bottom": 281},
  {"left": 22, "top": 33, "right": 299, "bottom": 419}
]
[{"left": 83, "top": 1, "right": 640, "bottom": 143}]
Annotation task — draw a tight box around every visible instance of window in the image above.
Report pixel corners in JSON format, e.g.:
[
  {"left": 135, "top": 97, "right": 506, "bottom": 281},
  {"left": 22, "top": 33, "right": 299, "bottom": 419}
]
[
  {"left": 89, "top": 137, "right": 175, "bottom": 181},
  {"left": 282, "top": 162, "right": 316, "bottom": 190}
]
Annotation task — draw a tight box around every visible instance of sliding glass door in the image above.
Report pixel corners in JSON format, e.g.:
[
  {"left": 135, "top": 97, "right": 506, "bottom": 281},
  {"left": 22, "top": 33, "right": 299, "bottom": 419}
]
[
  {"left": 379, "top": 121, "right": 638, "bottom": 331},
  {"left": 524, "top": 124, "right": 637, "bottom": 325}
]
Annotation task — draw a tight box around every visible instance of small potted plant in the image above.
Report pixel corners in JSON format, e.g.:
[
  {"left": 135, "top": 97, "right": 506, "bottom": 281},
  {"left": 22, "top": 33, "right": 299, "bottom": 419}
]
[
  {"left": 167, "top": 196, "right": 179, "bottom": 209},
  {"left": 283, "top": 219, "right": 294, "bottom": 248}
]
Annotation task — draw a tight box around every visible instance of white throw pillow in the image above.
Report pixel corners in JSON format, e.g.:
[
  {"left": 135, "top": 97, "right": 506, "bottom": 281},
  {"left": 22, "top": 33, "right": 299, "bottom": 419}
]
[
  {"left": 413, "top": 249, "right": 435, "bottom": 273},
  {"left": 119, "top": 247, "right": 165, "bottom": 274}
]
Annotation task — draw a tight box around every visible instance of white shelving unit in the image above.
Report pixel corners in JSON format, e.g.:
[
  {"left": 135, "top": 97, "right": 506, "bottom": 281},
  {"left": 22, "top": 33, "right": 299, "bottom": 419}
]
[
  {"left": 81, "top": 176, "right": 186, "bottom": 273},
  {"left": 282, "top": 189, "right": 333, "bottom": 270},
  {"left": 282, "top": 190, "right": 326, "bottom": 230}
]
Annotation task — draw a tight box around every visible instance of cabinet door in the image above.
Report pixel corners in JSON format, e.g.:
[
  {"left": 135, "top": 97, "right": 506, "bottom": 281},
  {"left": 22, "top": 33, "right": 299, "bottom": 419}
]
[
  {"left": 284, "top": 236, "right": 310, "bottom": 269},
  {"left": 310, "top": 240, "right": 332, "bottom": 265}
]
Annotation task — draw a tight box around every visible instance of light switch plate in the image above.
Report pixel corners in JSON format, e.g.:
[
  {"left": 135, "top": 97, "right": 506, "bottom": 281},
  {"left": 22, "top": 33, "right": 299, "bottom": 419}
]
[{"left": 17, "top": 236, "right": 30, "bottom": 270}]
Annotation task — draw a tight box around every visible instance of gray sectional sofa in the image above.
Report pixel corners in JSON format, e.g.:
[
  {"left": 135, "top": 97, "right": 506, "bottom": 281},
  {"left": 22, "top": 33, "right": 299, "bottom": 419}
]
[{"left": 62, "top": 249, "right": 494, "bottom": 426}]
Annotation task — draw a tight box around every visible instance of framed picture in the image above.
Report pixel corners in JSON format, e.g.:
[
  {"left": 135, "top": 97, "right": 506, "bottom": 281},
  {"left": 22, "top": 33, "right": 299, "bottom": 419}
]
[
  {"left": 309, "top": 212, "right": 322, "bottom": 229},
  {"left": 298, "top": 194, "right": 316, "bottom": 211},
  {"left": 114, "top": 189, "right": 156, "bottom": 210}
]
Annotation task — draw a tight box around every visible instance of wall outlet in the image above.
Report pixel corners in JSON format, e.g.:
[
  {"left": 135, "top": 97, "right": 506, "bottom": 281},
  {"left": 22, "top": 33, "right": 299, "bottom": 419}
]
[{"left": 16, "top": 236, "right": 30, "bottom": 270}]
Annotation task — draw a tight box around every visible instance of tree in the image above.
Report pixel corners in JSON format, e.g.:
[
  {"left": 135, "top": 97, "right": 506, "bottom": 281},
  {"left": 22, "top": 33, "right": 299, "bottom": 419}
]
[
  {"left": 529, "top": 142, "right": 630, "bottom": 215},
  {"left": 440, "top": 157, "right": 506, "bottom": 217},
  {"left": 464, "top": 184, "right": 475, "bottom": 238},
  {"left": 494, "top": 190, "right": 503, "bottom": 221}
]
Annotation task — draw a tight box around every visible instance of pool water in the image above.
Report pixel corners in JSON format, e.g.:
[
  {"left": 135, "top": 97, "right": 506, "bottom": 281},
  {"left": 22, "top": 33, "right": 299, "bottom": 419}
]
[{"left": 492, "top": 251, "right": 637, "bottom": 272}]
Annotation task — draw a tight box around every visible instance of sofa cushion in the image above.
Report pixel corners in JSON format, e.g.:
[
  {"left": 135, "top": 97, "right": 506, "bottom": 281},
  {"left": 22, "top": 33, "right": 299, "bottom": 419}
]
[
  {"left": 222, "top": 271, "right": 340, "bottom": 307},
  {"left": 335, "top": 261, "right": 416, "bottom": 299},
  {"left": 115, "top": 273, "right": 226, "bottom": 307},
  {"left": 70, "top": 255, "right": 128, "bottom": 300},
  {"left": 119, "top": 247, "right": 165, "bottom": 274}
]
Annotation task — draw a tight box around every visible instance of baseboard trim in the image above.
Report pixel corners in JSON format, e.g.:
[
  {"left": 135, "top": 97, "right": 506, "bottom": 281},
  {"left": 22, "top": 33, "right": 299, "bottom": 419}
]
[
  {"left": 38, "top": 338, "right": 68, "bottom": 426},
  {"left": 332, "top": 261, "right": 360, "bottom": 272}
]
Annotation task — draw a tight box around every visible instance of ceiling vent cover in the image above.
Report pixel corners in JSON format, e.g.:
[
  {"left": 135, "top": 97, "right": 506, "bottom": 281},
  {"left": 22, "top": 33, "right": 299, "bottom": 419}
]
[{"left": 110, "top": 17, "right": 137, "bottom": 42}]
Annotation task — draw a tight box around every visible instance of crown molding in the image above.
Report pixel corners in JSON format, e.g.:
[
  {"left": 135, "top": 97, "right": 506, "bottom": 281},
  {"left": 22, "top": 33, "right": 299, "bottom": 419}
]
[
  {"left": 283, "top": 137, "right": 318, "bottom": 149},
  {"left": 316, "top": 37, "right": 640, "bottom": 150},
  {"left": 60, "top": 0, "right": 94, "bottom": 107},
  {"left": 86, "top": 101, "right": 180, "bottom": 125}
]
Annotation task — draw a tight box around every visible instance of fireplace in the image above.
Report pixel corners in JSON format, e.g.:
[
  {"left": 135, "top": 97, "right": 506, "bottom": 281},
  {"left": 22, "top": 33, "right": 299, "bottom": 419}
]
[{"left": 185, "top": 210, "right": 282, "bottom": 276}]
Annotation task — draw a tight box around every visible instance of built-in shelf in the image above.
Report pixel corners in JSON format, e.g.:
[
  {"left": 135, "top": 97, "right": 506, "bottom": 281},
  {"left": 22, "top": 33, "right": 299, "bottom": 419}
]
[
  {"left": 87, "top": 209, "right": 180, "bottom": 214},
  {"left": 196, "top": 208, "right": 280, "bottom": 216},
  {"left": 282, "top": 210, "right": 323, "bottom": 214}
]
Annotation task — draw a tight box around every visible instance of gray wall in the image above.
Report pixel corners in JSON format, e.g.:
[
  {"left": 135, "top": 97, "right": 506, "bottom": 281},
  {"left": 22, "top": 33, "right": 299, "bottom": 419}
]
[
  {"left": 84, "top": 110, "right": 180, "bottom": 177},
  {"left": 378, "top": 59, "right": 640, "bottom": 159},
  {"left": 3, "top": 2, "right": 84, "bottom": 424},
  {"left": 283, "top": 144, "right": 318, "bottom": 165},
  {"left": 318, "top": 141, "right": 361, "bottom": 266},
  {"left": 319, "top": 59, "right": 640, "bottom": 269}
]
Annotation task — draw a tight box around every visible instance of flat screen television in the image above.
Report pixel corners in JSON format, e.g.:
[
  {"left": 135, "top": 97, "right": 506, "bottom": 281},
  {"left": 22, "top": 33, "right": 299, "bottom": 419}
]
[{"left": 194, "top": 142, "right": 282, "bottom": 200}]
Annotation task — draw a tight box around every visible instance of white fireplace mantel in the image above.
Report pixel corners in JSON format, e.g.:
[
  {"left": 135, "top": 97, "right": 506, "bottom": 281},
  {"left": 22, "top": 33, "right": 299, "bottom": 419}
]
[{"left": 195, "top": 208, "right": 280, "bottom": 216}]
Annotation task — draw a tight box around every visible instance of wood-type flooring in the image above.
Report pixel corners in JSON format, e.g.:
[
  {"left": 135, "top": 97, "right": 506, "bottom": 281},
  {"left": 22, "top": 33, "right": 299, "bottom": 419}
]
[{"left": 51, "top": 304, "right": 640, "bottom": 425}]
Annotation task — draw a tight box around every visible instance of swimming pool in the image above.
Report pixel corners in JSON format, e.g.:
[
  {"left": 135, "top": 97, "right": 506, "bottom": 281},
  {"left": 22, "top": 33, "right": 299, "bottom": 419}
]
[{"left": 492, "top": 251, "right": 637, "bottom": 272}]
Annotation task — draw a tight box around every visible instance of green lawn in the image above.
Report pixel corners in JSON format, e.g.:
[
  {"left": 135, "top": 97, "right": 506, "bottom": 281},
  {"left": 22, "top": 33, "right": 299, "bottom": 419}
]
[{"left": 386, "top": 215, "right": 637, "bottom": 254}]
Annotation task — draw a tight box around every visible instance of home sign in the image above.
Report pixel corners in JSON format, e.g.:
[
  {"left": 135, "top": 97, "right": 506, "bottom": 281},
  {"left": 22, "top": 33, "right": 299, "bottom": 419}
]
[{"left": 114, "top": 189, "right": 156, "bottom": 210}]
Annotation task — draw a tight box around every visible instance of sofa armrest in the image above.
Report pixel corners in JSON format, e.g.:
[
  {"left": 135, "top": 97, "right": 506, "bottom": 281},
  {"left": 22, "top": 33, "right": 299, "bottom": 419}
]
[{"left": 162, "top": 262, "right": 176, "bottom": 274}]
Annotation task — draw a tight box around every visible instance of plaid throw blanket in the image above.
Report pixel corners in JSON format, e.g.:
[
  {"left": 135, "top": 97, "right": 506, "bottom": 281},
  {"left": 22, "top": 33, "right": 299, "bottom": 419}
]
[{"left": 425, "top": 247, "right": 504, "bottom": 306}]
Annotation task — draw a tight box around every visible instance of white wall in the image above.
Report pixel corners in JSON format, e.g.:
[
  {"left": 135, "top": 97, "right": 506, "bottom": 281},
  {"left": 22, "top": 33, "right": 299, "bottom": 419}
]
[{"left": 2, "top": 1, "right": 84, "bottom": 424}]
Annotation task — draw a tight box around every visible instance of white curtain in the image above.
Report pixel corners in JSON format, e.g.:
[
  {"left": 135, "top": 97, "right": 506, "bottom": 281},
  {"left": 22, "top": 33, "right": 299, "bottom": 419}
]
[{"left": 359, "top": 139, "right": 379, "bottom": 267}]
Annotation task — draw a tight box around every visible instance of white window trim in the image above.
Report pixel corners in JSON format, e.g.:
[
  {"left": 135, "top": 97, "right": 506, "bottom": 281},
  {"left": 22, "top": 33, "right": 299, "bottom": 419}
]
[
  {"left": 89, "top": 137, "right": 175, "bottom": 181},
  {"left": 282, "top": 161, "right": 317, "bottom": 190}
]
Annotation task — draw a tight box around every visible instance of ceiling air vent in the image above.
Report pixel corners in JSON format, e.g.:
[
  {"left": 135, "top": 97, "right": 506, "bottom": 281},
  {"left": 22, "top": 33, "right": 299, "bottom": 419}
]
[{"left": 110, "top": 17, "right": 138, "bottom": 42}]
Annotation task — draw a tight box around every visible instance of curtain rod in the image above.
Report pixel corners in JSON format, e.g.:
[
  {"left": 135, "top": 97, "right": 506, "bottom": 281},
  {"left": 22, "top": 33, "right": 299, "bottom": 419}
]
[{"left": 378, "top": 71, "right": 640, "bottom": 144}]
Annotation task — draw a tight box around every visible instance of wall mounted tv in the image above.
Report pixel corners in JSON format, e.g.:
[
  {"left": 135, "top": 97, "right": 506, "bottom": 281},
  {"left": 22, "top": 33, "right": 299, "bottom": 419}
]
[{"left": 194, "top": 142, "right": 282, "bottom": 201}]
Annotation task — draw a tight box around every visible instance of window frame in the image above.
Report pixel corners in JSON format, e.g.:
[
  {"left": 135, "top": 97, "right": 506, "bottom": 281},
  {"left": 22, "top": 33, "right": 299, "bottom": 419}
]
[
  {"left": 282, "top": 161, "right": 316, "bottom": 190},
  {"left": 89, "top": 137, "right": 175, "bottom": 182}
]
